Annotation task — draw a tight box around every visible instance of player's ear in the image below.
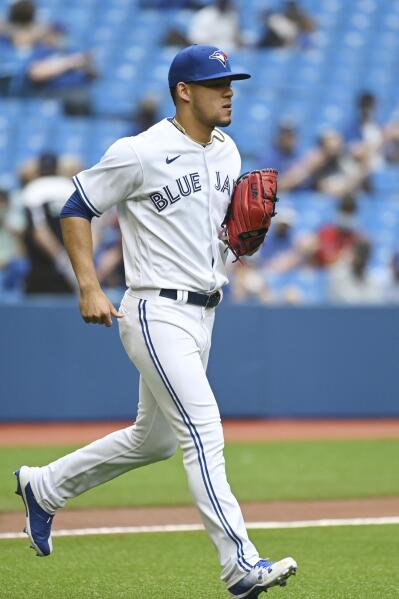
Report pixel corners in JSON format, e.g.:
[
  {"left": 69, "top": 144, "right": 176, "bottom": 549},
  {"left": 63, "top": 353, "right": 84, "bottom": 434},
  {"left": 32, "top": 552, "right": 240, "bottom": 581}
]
[{"left": 176, "top": 82, "right": 191, "bottom": 104}]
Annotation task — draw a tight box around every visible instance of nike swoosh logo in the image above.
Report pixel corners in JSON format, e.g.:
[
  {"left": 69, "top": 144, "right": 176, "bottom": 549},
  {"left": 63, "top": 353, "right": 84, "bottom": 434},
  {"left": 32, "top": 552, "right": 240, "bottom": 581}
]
[{"left": 166, "top": 155, "right": 181, "bottom": 164}]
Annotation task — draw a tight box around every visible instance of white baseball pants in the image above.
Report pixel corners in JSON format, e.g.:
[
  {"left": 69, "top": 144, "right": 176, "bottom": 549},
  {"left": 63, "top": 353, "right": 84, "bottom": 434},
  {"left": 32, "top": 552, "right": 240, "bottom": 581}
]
[{"left": 29, "top": 289, "right": 259, "bottom": 585}]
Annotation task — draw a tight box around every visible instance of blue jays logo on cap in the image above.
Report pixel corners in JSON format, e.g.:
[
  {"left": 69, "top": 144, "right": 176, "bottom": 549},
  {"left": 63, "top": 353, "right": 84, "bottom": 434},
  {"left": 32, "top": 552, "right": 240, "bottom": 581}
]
[
  {"left": 168, "top": 45, "right": 251, "bottom": 88},
  {"left": 209, "top": 50, "right": 228, "bottom": 68}
]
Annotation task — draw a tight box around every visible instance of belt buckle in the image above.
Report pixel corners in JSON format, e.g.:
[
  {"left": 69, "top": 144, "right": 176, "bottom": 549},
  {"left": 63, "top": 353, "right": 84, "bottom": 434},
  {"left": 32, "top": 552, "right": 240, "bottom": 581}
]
[{"left": 205, "top": 290, "right": 221, "bottom": 309}]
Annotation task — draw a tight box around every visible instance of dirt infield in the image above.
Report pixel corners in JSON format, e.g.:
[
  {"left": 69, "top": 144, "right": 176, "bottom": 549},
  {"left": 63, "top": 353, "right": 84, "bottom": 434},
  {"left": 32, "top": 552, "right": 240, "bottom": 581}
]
[
  {"left": 2, "top": 419, "right": 399, "bottom": 535},
  {"left": 1, "top": 418, "right": 399, "bottom": 446},
  {"left": 2, "top": 497, "right": 399, "bottom": 535}
]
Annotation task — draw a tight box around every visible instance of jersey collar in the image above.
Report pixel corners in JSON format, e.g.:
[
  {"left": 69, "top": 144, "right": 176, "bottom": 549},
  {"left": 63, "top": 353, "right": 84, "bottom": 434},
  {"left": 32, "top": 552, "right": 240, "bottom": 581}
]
[{"left": 168, "top": 117, "right": 225, "bottom": 146}]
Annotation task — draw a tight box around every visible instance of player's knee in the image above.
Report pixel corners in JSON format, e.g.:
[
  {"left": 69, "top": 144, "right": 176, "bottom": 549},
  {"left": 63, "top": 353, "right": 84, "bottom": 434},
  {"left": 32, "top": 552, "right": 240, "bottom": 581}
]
[
  {"left": 152, "top": 437, "right": 178, "bottom": 461},
  {"left": 181, "top": 419, "right": 225, "bottom": 460},
  {"left": 162, "top": 437, "right": 179, "bottom": 460}
]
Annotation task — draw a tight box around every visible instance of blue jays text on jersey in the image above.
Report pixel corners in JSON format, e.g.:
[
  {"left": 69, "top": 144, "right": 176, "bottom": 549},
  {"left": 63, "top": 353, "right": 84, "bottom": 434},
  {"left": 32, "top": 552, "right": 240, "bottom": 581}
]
[{"left": 150, "top": 171, "right": 235, "bottom": 212}]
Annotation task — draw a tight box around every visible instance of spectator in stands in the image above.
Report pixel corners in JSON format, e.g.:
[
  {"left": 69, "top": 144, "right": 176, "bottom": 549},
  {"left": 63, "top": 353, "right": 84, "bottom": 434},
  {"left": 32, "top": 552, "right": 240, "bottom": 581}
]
[
  {"left": 17, "top": 153, "right": 81, "bottom": 184},
  {"left": 259, "top": 206, "right": 301, "bottom": 273},
  {"left": 17, "top": 151, "right": 123, "bottom": 292},
  {"left": 344, "top": 93, "right": 399, "bottom": 188},
  {"left": 58, "top": 154, "right": 86, "bottom": 179},
  {"left": 229, "top": 207, "right": 308, "bottom": 304},
  {"left": 22, "top": 152, "right": 77, "bottom": 294},
  {"left": 126, "top": 96, "right": 159, "bottom": 137},
  {"left": 0, "top": 0, "right": 61, "bottom": 95},
  {"left": 279, "top": 129, "right": 368, "bottom": 197},
  {"left": 259, "top": 207, "right": 319, "bottom": 303},
  {"left": 344, "top": 91, "right": 387, "bottom": 185},
  {"left": 328, "top": 238, "right": 383, "bottom": 304},
  {"left": 257, "top": 0, "right": 316, "bottom": 49},
  {"left": 0, "top": 188, "right": 28, "bottom": 292},
  {"left": 94, "top": 209, "right": 124, "bottom": 290},
  {"left": 0, "top": 1, "right": 98, "bottom": 113},
  {"left": 0, "top": 0, "right": 57, "bottom": 50},
  {"left": 16, "top": 153, "right": 83, "bottom": 187},
  {"left": 383, "top": 106, "right": 399, "bottom": 165},
  {"left": 9, "top": 25, "right": 97, "bottom": 114},
  {"left": 345, "top": 92, "right": 382, "bottom": 146},
  {"left": 259, "top": 120, "right": 301, "bottom": 176},
  {"left": 228, "top": 256, "right": 273, "bottom": 304},
  {"left": 385, "top": 128, "right": 399, "bottom": 164},
  {"left": 165, "top": 0, "right": 243, "bottom": 51},
  {"left": 261, "top": 195, "right": 360, "bottom": 273},
  {"left": 187, "top": 0, "right": 242, "bottom": 50},
  {"left": 311, "top": 194, "right": 360, "bottom": 268}
]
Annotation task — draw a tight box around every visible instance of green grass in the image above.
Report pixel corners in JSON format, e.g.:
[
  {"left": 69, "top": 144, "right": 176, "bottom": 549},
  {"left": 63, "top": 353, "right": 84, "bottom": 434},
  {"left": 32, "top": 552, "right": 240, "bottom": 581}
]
[
  {"left": 1, "top": 525, "right": 398, "bottom": 598},
  {"left": 1, "top": 439, "right": 399, "bottom": 511}
]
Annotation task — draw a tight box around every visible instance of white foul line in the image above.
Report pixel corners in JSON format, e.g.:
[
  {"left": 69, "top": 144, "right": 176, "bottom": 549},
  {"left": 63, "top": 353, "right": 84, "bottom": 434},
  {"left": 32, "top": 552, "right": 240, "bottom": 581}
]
[{"left": 1, "top": 516, "right": 399, "bottom": 540}]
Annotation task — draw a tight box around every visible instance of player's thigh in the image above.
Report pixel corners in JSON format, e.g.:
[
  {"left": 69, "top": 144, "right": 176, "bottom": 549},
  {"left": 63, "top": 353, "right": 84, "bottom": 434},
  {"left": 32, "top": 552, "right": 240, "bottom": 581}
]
[
  {"left": 119, "top": 295, "right": 221, "bottom": 436},
  {"left": 135, "top": 376, "right": 178, "bottom": 458}
]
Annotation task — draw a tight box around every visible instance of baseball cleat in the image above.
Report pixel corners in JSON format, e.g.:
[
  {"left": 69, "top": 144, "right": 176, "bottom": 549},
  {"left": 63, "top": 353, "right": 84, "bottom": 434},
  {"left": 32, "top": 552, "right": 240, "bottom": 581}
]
[
  {"left": 14, "top": 466, "right": 54, "bottom": 556},
  {"left": 228, "top": 557, "right": 297, "bottom": 598}
]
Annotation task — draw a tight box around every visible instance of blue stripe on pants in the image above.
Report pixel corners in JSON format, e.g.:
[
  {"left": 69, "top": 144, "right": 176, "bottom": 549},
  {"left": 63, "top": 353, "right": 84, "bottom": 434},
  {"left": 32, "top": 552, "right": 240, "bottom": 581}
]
[{"left": 138, "top": 299, "right": 251, "bottom": 572}]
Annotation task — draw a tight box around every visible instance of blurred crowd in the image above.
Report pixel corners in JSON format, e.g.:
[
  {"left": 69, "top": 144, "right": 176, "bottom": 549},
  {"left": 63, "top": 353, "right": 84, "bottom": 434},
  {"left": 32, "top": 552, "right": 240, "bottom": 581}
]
[
  {"left": 227, "top": 84, "right": 399, "bottom": 305},
  {"left": 162, "top": 0, "right": 316, "bottom": 50},
  {"left": 0, "top": 151, "right": 125, "bottom": 295},
  {"left": 1, "top": 0, "right": 399, "bottom": 304},
  {"left": 227, "top": 196, "right": 399, "bottom": 306},
  {"left": 0, "top": 0, "right": 97, "bottom": 114}
]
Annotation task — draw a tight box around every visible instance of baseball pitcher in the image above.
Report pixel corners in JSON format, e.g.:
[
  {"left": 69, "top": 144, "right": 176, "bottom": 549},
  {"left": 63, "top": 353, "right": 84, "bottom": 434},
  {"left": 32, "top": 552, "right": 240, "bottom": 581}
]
[{"left": 15, "top": 45, "right": 297, "bottom": 598}]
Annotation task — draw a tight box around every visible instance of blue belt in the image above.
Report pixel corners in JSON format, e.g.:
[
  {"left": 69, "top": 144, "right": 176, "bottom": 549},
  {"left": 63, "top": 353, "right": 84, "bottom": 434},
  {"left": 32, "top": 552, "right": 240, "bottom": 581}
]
[{"left": 160, "top": 289, "right": 221, "bottom": 308}]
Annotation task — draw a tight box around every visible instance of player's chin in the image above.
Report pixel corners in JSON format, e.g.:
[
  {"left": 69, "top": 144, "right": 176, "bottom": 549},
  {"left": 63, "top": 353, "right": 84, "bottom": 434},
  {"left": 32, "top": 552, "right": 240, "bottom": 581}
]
[{"left": 215, "top": 114, "right": 232, "bottom": 128}]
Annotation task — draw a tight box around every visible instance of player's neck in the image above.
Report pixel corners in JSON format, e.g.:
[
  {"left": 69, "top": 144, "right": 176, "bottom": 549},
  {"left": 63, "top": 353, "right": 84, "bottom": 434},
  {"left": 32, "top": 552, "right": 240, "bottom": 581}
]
[{"left": 172, "top": 115, "right": 213, "bottom": 146}]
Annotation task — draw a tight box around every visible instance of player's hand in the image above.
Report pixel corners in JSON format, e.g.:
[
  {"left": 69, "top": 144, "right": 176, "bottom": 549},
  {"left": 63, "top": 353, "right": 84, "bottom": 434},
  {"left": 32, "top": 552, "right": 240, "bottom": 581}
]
[{"left": 79, "top": 287, "right": 124, "bottom": 327}]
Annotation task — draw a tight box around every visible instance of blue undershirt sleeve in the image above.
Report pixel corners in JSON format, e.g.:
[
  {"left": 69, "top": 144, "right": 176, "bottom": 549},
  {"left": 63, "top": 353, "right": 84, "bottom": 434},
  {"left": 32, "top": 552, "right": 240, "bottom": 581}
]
[{"left": 60, "top": 189, "right": 97, "bottom": 221}]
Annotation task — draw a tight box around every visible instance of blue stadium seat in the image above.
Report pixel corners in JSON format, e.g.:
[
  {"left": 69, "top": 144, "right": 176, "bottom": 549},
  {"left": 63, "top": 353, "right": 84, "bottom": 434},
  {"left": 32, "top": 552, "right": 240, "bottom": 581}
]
[{"left": 267, "top": 270, "right": 328, "bottom": 304}]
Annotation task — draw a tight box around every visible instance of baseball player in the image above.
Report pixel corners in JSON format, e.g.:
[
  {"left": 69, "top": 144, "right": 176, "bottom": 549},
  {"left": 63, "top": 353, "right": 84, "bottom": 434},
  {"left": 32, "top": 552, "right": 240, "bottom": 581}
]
[{"left": 15, "top": 45, "right": 297, "bottom": 597}]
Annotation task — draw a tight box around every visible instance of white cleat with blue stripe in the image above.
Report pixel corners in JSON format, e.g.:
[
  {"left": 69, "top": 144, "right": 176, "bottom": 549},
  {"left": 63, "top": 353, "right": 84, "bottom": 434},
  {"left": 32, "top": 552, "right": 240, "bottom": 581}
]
[
  {"left": 228, "top": 557, "right": 297, "bottom": 598},
  {"left": 14, "top": 466, "right": 54, "bottom": 557}
]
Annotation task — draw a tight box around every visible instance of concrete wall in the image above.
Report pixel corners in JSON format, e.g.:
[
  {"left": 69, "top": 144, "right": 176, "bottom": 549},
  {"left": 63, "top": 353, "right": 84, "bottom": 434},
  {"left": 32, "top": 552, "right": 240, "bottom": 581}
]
[{"left": 1, "top": 301, "right": 398, "bottom": 421}]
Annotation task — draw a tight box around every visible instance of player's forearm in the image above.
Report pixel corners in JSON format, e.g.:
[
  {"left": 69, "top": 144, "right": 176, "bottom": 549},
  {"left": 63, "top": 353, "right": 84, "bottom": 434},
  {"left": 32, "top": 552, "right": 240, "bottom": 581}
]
[{"left": 60, "top": 216, "right": 100, "bottom": 292}]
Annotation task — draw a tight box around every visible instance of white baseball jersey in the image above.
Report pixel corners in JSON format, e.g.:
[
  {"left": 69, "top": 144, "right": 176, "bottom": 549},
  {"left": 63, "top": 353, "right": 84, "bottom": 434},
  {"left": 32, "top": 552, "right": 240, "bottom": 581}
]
[
  {"left": 73, "top": 118, "right": 241, "bottom": 293},
  {"left": 29, "top": 119, "right": 267, "bottom": 588}
]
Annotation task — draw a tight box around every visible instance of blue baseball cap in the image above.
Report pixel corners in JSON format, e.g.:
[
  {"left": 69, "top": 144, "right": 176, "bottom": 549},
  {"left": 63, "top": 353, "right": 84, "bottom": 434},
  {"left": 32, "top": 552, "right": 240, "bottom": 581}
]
[{"left": 168, "top": 45, "right": 251, "bottom": 88}]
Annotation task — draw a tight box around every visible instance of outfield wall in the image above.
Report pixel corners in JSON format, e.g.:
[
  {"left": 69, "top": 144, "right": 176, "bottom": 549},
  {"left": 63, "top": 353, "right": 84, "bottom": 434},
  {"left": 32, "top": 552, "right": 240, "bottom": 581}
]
[{"left": 1, "top": 301, "right": 398, "bottom": 421}]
